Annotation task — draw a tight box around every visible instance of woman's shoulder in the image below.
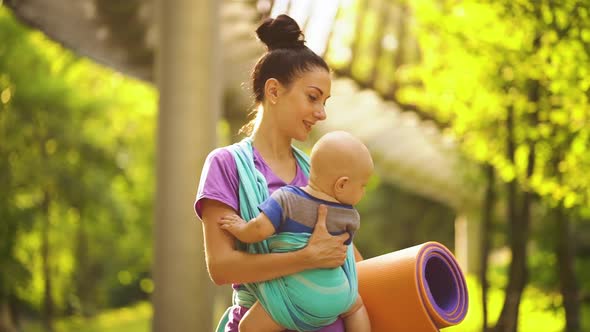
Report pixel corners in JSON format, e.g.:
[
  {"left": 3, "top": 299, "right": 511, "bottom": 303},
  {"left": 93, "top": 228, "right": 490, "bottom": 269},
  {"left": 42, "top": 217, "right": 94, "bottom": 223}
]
[
  {"left": 206, "top": 145, "right": 234, "bottom": 161},
  {"left": 205, "top": 145, "right": 244, "bottom": 170},
  {"left": 200, "top": 145, "right": 238, "bottom": 183},
  {"left": 196, "top": 145, "right": 240, "bottom": 218},
  {"left": 206, "top": 141, "right": 252, "bottom": 162}
]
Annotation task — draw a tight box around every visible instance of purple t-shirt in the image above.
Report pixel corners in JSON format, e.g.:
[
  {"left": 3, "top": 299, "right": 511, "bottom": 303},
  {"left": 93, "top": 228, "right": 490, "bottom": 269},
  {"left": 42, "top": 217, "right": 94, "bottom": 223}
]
[
  {"left": 195, "top": 146, "right": 308, "bottom": 218},
  {"left": 195, "top": 146, "right": 345, "bottom": 332}
]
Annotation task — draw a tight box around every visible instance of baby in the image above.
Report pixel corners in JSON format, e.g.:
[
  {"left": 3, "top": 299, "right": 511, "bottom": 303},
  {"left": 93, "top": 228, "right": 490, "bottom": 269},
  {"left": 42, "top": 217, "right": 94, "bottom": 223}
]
[{"left": 218, "top": 131, "right": 373, "bottom": 332}]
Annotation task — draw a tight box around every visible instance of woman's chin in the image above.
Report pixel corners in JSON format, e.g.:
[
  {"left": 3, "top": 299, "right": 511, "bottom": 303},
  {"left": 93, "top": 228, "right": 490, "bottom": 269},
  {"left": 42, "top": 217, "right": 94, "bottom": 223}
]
[
  {"left": 298, "top": 133, "right": 310, "bottom": 142},
  {"left": 292, "top": 131, "right": 309, "bottom": 142}
]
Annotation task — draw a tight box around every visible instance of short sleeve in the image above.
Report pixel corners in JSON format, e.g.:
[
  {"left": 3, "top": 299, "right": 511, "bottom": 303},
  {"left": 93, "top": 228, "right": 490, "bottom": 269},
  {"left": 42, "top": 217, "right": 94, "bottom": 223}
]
[
  {"left": 344, "top": 209, "right": 361, "bottom": 245},
  {"left": 348, "top": 209, "right": 361, "bottom": 233},
  {"left": 258, "top": 189, "right": 287, "bottom": 232},
  {"left": 194, "top": 147, "right": 240, "bottom": 220}
]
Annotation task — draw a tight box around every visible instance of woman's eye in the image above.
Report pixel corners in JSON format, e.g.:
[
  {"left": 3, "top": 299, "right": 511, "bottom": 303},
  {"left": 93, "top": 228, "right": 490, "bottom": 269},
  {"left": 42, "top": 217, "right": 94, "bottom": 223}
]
[{"left": 308, "top": 95, "right": 318, "bottom": 102}]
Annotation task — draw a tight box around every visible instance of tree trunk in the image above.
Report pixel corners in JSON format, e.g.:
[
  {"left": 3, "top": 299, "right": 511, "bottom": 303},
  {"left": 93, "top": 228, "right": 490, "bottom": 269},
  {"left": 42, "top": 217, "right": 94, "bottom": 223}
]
[
  {"left": 339, "top": 0, "right": 368, "bottom": 78},
  {"left": 493, "top": 104, "right": 535, "bottom": 332},
  {"left": 75, "top": 210, "right": 88, "bottom": 315},
  {"left": 493, "top": 183, "right": 525, "bottom": 332},
  {"left": 493, "top": 43, "right": 541, "bottom": 329},
  {"left": 74, "top": 208, "right": 98, "bottom": 317},
  {"left": 152, "top": 0, "right": 220, "bottom": 331},
  {"left": 41, "top": 191, "right": 54, "bottom": 332},
  {"left": 480, "top": 165, "right": 495, "bottom": 332},
  {"left": 492, "top": 105, "right": 520, "bottom": 332},
  {"left": 555, "top": 205, "right": 581, "bottom": 332},
  {"left": 0, "top": 300, "right": 17, "bottom": 332}
]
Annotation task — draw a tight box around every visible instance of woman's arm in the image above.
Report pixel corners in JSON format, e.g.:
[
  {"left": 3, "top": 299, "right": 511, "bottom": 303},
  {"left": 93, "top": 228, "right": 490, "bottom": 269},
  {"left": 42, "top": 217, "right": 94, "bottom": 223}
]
[{"left": 202, "top": 199, "right": 349, "bottom": 285}]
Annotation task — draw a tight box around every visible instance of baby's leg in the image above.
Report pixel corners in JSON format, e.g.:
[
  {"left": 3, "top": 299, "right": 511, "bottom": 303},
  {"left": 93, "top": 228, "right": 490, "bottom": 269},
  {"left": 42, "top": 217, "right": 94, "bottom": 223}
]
[
  {"left": 239, "top": 301, "right": 284, "bottom": 332},
  {"left": 341, "top": 296, "right": 371, "bottom": 332}
]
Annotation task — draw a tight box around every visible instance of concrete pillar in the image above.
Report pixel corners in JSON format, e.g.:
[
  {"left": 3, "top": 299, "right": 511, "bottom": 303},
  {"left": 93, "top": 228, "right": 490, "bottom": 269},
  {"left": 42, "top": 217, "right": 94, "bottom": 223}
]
[
  {"left": 152, "top": 0, "right": 221, "bottom": 331},
  {"left": 455, "top": 210, "right": 482, "bottom": 276}
]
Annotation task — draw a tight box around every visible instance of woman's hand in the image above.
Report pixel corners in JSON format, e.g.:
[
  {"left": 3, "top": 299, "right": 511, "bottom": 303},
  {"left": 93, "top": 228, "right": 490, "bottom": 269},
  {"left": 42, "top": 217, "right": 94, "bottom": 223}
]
[{"left": 304, "top": 204, "right": 349, "bottom": 269}]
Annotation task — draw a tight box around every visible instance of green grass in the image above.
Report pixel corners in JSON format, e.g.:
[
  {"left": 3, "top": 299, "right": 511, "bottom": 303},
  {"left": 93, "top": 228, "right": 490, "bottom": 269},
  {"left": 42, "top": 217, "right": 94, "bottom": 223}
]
[
  {"left": 445, "top": 276, "right": 565, "bottom": 332},
  {"left": 22, "top": 278, "right": 580, "bottom": 332},
  {"left": 22, "top": 302, "right": 151, "bottom": 332}
]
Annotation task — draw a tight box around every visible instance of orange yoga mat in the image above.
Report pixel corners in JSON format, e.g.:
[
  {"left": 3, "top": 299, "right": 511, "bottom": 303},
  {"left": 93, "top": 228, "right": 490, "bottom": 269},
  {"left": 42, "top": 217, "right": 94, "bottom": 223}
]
[{"left": 357, "top": 242, "right": 468, "bottom": 332}]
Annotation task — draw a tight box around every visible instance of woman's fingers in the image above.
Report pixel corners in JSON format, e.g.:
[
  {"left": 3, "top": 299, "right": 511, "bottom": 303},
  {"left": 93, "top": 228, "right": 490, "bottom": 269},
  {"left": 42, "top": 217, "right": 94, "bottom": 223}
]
[
  {"left": 336, "top": 232, "right": 351, "bottom": 243},
  {"left": 314, "top": 204, "right": 328, "bottom": 232},
  {"left": 305, "top": 204, "right": 350, "bottom": 268},
  {"left": 323, "top": 246, "right": 347, "bottom": 268},
  {"left": 311, "top": 205, "right": 350, "bottom": 244}
]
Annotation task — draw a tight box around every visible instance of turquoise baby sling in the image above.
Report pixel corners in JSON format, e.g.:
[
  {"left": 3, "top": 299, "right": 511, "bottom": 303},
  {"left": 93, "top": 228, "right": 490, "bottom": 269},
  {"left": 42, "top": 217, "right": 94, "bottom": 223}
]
[{"left": 215, "top": 138, "right": 358, "bottom": 332}]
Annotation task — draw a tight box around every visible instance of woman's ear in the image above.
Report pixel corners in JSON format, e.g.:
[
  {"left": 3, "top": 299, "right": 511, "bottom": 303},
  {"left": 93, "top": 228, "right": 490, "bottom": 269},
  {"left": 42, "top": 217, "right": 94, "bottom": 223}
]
[
  {"left": 264, "top": 78, "right": 280, "bottom": 104},
  {"left": 334, "top": 176, "right": 349, "bottom": 194}
]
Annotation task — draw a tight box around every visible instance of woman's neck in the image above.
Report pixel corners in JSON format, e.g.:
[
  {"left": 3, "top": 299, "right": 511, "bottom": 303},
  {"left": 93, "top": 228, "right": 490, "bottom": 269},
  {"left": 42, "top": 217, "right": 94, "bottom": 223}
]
[{"left": 251, "top": 121, "right": 292, "bottom": 162}]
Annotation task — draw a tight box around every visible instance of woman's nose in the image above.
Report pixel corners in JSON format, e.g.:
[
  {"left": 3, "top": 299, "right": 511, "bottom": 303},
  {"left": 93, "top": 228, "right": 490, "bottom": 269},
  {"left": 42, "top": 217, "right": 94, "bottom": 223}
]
[{"left": 314, "top": 107, "right": 327, "bottom": 121}]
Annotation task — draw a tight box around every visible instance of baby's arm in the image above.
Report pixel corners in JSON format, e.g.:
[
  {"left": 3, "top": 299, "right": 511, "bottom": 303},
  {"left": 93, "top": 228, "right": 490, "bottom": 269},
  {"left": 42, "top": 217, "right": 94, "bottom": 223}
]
[{"left": 218, "top": 213, "right": 275, "bottom": 243}]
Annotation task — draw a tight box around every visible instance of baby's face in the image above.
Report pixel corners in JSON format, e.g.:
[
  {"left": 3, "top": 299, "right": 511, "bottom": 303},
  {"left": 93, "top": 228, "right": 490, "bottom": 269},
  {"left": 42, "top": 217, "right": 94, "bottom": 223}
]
[{"left": 338, "top": 168, "right": 373, "bottom": 206}]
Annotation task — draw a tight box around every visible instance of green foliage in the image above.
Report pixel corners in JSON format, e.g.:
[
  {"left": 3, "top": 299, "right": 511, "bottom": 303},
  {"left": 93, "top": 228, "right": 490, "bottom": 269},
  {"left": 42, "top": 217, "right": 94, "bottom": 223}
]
[
  {"left": 0, "top": 6, "right": 156, "bottom": 316},
  {"left": 394, "top": 1, "right": 590, "bottom": 328},
  {"left": 399, "top": 0, "right": 590, "bottom": 209},
  {"left": 355, "top": 179, "right": 456, "bottom": 258}
]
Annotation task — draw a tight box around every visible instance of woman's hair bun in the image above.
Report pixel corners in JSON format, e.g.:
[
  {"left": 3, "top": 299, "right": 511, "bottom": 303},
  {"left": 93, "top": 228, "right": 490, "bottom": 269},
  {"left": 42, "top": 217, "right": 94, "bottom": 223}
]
[{"left": 256, "top": 14, "right": 305, "bottom": 50}]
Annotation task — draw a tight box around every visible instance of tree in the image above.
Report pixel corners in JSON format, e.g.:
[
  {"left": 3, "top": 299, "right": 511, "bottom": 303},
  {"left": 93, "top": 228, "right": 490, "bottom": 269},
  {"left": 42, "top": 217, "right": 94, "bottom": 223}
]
[
  {"left": 0, "top": 7, "right": 157, "bottom": 329},
  {"left": 398, "top": 0, "right": 590, "bottom": 331}
]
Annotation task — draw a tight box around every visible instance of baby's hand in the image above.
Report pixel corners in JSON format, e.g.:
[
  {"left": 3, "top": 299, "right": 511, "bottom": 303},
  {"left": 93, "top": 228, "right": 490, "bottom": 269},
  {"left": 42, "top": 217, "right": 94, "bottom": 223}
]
[{"left": 218, "top": 214, "right": 248, "bottom": 237}]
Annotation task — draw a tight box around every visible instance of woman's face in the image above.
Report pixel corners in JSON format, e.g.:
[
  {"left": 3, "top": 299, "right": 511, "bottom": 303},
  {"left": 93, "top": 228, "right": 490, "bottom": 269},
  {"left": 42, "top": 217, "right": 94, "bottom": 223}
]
[{"left": 273, "top": 68, "right": 332, "bottom": 141}]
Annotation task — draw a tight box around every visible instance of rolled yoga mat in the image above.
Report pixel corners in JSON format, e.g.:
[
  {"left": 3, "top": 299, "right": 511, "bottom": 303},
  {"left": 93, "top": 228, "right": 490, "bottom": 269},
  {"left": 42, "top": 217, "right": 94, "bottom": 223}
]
[{"left": 357, "top": 241, "right": 468, "bottom": 332}]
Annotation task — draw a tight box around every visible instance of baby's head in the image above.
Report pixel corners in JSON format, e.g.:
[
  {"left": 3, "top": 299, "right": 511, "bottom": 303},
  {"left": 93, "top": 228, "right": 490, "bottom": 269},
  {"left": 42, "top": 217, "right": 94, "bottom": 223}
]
[{"left": 309, "top": 131, "right": 374, "bottom": 205}]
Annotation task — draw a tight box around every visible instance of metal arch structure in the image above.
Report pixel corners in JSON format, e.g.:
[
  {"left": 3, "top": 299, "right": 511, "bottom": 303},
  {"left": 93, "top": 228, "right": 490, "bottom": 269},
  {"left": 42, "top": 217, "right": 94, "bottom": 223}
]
[
  {"left": 3, "top": 0, "right": 263, "bottom": 130},
  {"left": 5, "top": 0, "right": 480, "bottom": 210},
  {"left": 264, "top": 0, "right": 480, "bottom": 210},
  {"left": 3, "top": 0, "right": 261, "bottom": 86}
]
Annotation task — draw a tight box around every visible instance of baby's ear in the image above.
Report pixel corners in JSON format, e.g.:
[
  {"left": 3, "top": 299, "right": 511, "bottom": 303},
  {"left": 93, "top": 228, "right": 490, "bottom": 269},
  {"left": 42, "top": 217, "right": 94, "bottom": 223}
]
[{"left": 334, "top": 176, "right": 349, "bottom": 192}]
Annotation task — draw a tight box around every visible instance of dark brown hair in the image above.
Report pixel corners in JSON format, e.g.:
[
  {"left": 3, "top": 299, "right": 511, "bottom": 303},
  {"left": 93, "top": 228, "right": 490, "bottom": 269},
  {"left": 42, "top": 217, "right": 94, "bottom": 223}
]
[{"left": 240, "top": 14, "right": 330, "bottom": 135}]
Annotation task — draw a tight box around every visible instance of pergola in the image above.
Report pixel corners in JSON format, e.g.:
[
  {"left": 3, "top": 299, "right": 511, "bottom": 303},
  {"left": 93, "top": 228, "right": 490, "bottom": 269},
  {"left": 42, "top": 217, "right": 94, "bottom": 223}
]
[
  {"left": 5, "top": 0, "right": 479, "bottom": 206},
  {"left": 5, "top": 0, "right": 482, "bottom": 330}
]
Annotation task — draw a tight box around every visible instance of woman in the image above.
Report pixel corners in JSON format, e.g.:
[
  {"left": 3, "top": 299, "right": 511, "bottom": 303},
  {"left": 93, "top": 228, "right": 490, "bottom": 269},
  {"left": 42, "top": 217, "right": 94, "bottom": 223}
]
[{"left": 195, "top": 14, "right": 361, "bottom": 332}]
